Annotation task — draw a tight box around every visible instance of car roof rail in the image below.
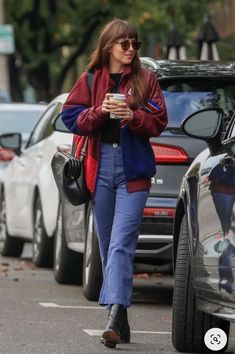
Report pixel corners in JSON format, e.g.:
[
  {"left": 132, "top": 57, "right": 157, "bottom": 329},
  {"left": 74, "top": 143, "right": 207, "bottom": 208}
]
[{"left": 140, "top": 57, "right": 160, "bottom": 70}]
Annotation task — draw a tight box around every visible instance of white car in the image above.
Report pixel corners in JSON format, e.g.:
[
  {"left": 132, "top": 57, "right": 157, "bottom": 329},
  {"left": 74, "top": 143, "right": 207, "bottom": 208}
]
[
  {"left": 0, "top": 94, "right": 73, "bottom": 267},
  {"left": 0, "top": 103, "right": 46, "bottom": 180}
]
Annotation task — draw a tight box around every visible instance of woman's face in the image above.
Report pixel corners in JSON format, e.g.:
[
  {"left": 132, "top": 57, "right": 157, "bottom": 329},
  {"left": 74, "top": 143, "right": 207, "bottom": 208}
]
[{"left": 108, "top": 37, "right": 138, "bottom": 72}]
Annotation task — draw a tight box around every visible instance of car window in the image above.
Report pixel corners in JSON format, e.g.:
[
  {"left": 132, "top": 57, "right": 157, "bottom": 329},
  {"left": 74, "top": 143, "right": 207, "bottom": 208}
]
[
  {"left": 161, "top": 79, "right": 235, "bottom": 129},
  {"left": 53, "top": 112, "right": 70, "bottom": 133},
  {"left": 0, "top": 107, "right": 44, "bottom": 134},
  {"left": 26, "top": 103, "right": 62, "bottom": 148}
]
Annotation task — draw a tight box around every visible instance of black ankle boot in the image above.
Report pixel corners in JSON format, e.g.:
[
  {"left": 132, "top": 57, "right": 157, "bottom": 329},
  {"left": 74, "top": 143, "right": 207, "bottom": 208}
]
[{"left": 102, "top": 304, "right": 130, "bottom": 348}]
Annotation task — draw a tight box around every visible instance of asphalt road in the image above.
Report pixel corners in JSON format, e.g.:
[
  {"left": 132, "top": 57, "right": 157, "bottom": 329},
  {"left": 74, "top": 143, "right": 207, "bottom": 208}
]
[{"left": 0, "top": 244, "right": 234, "bottom": 354}]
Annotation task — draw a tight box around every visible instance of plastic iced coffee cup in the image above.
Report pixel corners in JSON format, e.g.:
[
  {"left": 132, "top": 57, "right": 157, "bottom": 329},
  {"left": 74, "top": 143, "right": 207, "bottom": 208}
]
[{"left": 109, "top": 93, "right": 126, "bottom": 119}]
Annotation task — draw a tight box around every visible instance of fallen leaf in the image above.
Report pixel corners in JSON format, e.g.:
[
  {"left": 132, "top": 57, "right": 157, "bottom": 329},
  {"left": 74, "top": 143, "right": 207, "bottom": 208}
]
[
  {"left": 2, "top": 268, "right": 9, "bottom": 273},
  {"left": 13, "top": 267, "right": 24, "bottom": 271},
  {"left": 26, "top": 262, "right": 36, "bottom": 270}
]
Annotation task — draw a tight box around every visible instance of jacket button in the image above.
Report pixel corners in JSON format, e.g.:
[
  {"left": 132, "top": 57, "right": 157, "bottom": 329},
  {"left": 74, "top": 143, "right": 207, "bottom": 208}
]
[{"left": 113, "top": 143, "right": 118, "bottom": 148}]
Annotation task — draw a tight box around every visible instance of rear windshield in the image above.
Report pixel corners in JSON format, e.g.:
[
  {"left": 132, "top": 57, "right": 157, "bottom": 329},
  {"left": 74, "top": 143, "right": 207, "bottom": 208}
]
[
  {"left": 161, "top": 78, "right": 235, "bottom": 128},
  {"left": 0, "top": 107, "right": 45, "bottom": 134}
]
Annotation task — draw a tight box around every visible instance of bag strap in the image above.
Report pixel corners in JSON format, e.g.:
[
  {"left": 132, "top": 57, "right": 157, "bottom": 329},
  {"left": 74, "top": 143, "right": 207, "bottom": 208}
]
[
  {"left": 72, "top": 71, "right": 94, "bottom": 156},
  {"left": 80, "top": 136, "right": 89, "bottom": 162},
  {"left": 87, "top": 70, "right": 94, "bottom": 92}
]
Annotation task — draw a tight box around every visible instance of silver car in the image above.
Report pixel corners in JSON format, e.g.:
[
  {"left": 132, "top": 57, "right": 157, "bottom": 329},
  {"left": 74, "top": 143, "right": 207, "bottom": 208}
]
[
  {"left": 0, "top": 96, "right": 72, "bottom": 266},
  {"left": 0, "top": 103, "right": 46, "bottom": 179}
]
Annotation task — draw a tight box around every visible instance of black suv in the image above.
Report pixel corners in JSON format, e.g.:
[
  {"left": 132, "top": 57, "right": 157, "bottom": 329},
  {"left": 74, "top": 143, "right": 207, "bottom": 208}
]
[
  {"left": 172, "top": 107, "right": 235, "bottom": 353},
  {"left": 53, "top": 58, "right": 235, "bottom": 301},
  {"left": 135, "top": 58, "right": 235, "bottom": 273}
]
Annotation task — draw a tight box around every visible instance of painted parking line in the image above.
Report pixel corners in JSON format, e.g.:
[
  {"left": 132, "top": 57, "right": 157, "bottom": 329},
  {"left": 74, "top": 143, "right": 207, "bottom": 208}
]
[
  {"left": 83, "top": 329, "right": 171, "bottom": 336},
  {"left": 39, "top": 302, "right": 103, "bottom": 309},
  {"left": 38, "top": 304, "right": 171, "bottom": 336}
]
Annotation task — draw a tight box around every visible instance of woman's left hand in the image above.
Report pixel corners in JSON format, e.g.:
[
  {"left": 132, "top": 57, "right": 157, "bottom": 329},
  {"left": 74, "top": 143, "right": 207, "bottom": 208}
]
[{"left": 112, "top": 102, "right": 134, "bottom": 121}]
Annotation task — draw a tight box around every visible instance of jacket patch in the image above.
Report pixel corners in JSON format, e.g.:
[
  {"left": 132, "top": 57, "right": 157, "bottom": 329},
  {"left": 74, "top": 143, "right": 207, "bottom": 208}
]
[{"left": 144, "top": 99, "right": 160, "bottom": 113}]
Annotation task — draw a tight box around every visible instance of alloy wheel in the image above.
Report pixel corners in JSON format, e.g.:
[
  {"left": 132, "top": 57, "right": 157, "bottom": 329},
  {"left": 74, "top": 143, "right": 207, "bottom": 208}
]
[
  {"left": 33, "top": 200, "right": 42, "bottom": 262},
  {"left": 84, "top": 210, "right": 93, "bottom": 287},
  {"left": 0, "top": 196, "right": 7, "bottom": 252},
  {"left": 54, "top": 204, "right": 62, "bottom": 272}
]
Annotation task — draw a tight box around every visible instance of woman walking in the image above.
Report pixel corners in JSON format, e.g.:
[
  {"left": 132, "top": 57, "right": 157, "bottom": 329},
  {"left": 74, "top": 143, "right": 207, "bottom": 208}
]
[{"left": 62, "top": 18, "right": 167, "bottom": 348}]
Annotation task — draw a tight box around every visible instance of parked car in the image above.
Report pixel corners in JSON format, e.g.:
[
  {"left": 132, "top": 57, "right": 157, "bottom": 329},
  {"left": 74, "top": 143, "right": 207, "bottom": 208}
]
[
  {"left": 53, "top": 58, "right": 235, "bottom": 301},
  {"left": 172, "top": 107, "right": 235, "bottom": 353},
  {"left": 0, "top": 103, "right": 46, "bottom": 180},
  {"left": 0, "top": 94, "right": 72, "bottom": 267},
  {"left": 134, "top": 58, "right": 235, "bottom": 274}
]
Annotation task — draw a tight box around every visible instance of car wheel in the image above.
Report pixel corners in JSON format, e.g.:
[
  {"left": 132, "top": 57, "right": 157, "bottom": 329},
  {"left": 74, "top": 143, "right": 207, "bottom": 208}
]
[
  {"left": 54, "top": 201, "right": 83, "bottom": 284},
  {"left": 83, "top": 202, "right": 102, "bottom": 301},
  {"left": 0, "top": 190, "right": 24, "bottom": 257},
  {"left": 32, "top": 194, "right": 53, "bottom": 267},
  {"left": 172, "top": 215, "right": 230, "bottom": 353}
]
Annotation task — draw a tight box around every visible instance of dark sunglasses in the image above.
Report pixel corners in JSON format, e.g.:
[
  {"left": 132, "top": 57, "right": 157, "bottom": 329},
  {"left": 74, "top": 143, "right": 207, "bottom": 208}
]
[{"left": 115, "top": 39, "right": 142, "bottom": 51}]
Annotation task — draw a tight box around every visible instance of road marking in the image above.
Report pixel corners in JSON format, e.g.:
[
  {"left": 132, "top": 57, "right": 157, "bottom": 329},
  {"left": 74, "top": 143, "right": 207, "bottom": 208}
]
[
  {"left": 38, "top": 304, "right": 171, "bottom": 336},
  {"left": 83, "top": 329, "right": 171, "bottom": 336},
  {"left": 39, "top": 302, "right": 59, "bottom": 307},
  {"left": 39, "top": 302, "right": 103, "bottom": 309}
]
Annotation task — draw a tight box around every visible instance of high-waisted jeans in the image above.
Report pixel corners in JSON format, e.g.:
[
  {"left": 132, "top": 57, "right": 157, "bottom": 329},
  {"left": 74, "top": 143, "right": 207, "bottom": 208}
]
[{"left": 93, "top": 143, "right": 148, "bottom": 307}]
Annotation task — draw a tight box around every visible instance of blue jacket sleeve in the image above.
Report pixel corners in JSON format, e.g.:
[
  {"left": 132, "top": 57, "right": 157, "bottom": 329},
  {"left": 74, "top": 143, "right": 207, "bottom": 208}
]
[{"left": 62, "top": 71, "right": 106, "bottom": 136}]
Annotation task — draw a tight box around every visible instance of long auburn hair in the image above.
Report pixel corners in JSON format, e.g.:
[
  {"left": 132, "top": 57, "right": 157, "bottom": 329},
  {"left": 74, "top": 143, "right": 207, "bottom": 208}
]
[{"left": 87, "top": 19, "right": 148, "bottom": 109}]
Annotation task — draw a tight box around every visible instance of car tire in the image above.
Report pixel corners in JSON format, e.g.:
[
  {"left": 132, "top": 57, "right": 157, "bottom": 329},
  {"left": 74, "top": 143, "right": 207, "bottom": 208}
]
[
  {"left": 0, "top": 190, "right": 24, "bottom": 257},
  {"left": 83, "top": 202, "right": 102, "bottom": 301},
  {"left": 172, "top": 215, "right": 230, "bottom": 353},
  {"left": 53, "top": 201, "right": 83, "bottom": 284},
  {"left": 32, "top": 194, "right": 53, "bottom": 267}
]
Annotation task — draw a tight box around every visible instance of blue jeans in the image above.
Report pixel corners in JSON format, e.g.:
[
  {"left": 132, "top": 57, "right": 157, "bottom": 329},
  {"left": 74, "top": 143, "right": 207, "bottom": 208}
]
[{"left": 93, "top": 143, "right": 148, "bottom": 307}]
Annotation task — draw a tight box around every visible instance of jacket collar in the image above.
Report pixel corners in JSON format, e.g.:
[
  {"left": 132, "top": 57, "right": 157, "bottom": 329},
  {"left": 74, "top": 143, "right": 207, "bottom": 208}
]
[{"left": 92, "top": 65, "right": 132, "bottom": 104}]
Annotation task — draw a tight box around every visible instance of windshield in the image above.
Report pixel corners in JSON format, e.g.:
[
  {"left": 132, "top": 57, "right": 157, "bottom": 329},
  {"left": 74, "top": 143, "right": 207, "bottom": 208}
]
[
  {"left": 0, "top": 107, "right": 45, "bottom": 134},
  {"left": 162, "top": 79, "right": 235, "bottom": 128}
]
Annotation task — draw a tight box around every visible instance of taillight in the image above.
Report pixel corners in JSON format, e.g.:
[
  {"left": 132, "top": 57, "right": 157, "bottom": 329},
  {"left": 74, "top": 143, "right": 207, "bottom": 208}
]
[
  {"left": 57, "top": 144, "right": 71, "bottom": 153},
  {"left": 0, "top": 147, "right": 15, "bottom": 161},
  {"left": 143, "top": 207, "right": 176, "bottom": 217},
  {"left": 151, "top": 143, "right": 189, "bottom": 164}
]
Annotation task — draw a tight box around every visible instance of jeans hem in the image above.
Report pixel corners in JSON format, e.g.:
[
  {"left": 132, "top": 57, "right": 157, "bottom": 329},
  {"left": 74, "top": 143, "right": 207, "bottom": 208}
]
[{"left": 99, "top": 298, "right": 131, "bottom": 308}]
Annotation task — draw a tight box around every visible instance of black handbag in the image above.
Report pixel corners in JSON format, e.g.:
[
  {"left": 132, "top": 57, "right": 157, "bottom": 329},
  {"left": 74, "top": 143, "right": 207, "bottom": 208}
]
[{"left": 51, "top": 137, "right": 90, "bottom": 206}]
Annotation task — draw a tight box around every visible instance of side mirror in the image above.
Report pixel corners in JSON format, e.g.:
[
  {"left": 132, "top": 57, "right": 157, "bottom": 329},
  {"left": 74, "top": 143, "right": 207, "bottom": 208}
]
[
  {"left": 181, "top": 108, "right": 224, "bottom": 155},
  {"left": 52, "top": 113, "right": 70, "bottom": 133},
  {"left": 0, "top": 133, "right": 22, "bottom": 155}
]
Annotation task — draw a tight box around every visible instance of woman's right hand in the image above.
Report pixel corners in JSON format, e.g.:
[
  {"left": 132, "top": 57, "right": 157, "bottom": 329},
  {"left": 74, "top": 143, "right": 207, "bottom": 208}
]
[{"left": 101, "top": 93, "right": 116, "bottom": 114}]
